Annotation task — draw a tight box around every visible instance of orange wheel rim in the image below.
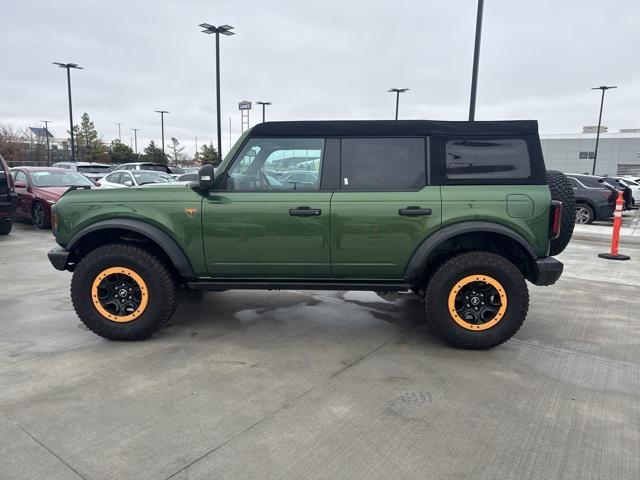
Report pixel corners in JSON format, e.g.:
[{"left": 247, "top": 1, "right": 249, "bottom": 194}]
[
  {"left": 447, "top": 275, "right": 507, "bottom": 331},
  {"left": 91, "top": 267, "right": 148, "bottom": 323}
]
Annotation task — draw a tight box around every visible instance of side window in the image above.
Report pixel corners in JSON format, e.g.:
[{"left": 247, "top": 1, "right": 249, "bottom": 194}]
[
  {"left": 225, "top": 138, "right": 324, "bottom": 191},
  {"left": 340, "top": 138, "right": 425, "bottom": 191},
  {"left": 445, "top": 139, "right": 530, "bottom": 180},
  {"left": 107, "top": 172, "right": 122, "bottom": 184},
  {"left": 14, "top": 171, "right": 28, "bottom": 185}
]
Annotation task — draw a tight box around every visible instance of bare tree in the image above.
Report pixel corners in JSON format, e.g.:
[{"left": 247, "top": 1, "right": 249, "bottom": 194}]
[{"left": 0, "top": 123, "right": 27, "bottom": 164}]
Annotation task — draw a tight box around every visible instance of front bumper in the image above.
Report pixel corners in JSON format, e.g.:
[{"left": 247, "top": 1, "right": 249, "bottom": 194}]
[
  {"left": 48, "top": 246, "right": 71, "bottom": 271},
  {"left": 532, "top": 257, "right": 563, "bottom": 286}
]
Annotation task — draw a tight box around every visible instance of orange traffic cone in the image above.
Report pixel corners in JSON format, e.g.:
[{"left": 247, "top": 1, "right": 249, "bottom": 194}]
[{"left": 598, "top": 191, "right": 630, "bottom": 261}]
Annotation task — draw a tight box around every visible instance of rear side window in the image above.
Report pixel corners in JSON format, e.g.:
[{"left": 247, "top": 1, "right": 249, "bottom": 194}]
[
  {"left": 340, "top": 138, "right": 425, "bottom": 191},
  {"left": 445, "top": 139, "right": 530, "bottom": 180}
]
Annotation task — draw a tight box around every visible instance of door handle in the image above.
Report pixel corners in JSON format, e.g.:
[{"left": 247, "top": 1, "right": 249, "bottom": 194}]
[
  {"left": 399, "top": 207, "right": 432, "bottom": 216},
  {"left": 289, "top": 207, "right": 322, "bottom": 217}
]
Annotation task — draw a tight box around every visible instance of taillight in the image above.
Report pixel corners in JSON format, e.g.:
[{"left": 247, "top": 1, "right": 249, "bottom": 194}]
[{"left": 549, "top": 200, "right": 562, "bottom": 239}]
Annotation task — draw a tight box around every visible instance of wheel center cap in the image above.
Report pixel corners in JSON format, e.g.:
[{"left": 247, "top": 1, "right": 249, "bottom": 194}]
[
  {"left": 470, "top": 296, "right": 480, "bottom": 306},
  {"left": 118, "top": 289, "right": 128, "bottom": 298}
]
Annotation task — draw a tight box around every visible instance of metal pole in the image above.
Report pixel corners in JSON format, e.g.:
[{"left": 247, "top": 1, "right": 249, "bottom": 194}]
[
  {"left": 42, "top": 121, "right": 51, "bottom": 165},
  {"left": 160, "top": 112, "right": 165, "bottom": 158},
  {"left": 66, "top": 67, "right": 76, "bottom": 161},
  {"left": 395, "top": 91, "right": 400, "bottom": 120},
  {"left": 116, "top": 123, "right": 122, "bottom": 141},
  {"left": 132, "top": 129, "right": 139, "bottom": 154},
  {"left": 262, "top": 103, "right": 266, "bottom": 123},
  {"left": 592, "top": 89, "right": 606, "bottom": 175},
  {"left": 468, "top": 0, "right": 484, "bottom": 121},
  {"left": 215, "top": 31, "right": 222, "bottom": 159}
]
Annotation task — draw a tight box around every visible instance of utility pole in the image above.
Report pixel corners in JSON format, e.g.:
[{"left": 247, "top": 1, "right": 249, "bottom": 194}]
[
  {"left": 155, "top": 110, "right": 169, "bottom": 158},
  {"left": 468, "top": 0, "right": 484, "bottom": 121},
  {"left": 116, "top": 123, "right": 122, "bottom": 141},
  {"left": 41, "top": 120, "right": 52, "bottom": 165},
  {"left": 591, "top": 85, "right": 617, "bottom": 175},
  {"left": 132, "top": 128, "right": 140, "bottom": 154}
]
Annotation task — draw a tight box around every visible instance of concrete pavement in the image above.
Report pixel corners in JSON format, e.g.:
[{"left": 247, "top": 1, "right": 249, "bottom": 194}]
[{"left": 0, "top": 222, "right": 638, "bottom": 480}]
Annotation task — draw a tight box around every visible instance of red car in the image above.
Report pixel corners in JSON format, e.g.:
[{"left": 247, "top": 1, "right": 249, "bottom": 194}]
[{"left": 11, "top": 167, "right": 94, "bottom": 229}]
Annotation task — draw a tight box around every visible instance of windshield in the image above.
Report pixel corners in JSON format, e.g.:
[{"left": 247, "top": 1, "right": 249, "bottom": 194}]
[
  {"left": 141, "top": 164, "right": 171, "bottom": 173},
  {"left": 77, "top": 165, "right": 111, "bottom": 174},
  {"left": 30, "top": 171, "right": 94, "bottom": 187},
  {"left": 132, "top": 171, "right": 176, "bottom": 185}
]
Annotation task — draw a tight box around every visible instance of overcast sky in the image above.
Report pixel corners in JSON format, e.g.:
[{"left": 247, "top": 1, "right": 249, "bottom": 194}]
[{"left": 2, "top": 0, "right": 638, "bottom": 156}]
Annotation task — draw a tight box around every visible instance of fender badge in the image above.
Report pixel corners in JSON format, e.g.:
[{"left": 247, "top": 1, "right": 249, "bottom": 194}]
[{"left": 185, "top": 208, "right": 198, "bottom": 218}]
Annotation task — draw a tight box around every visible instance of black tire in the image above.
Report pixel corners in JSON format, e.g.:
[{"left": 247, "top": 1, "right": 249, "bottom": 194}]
[
  {"left": 0, "top": 219, "right": 12, "bottom": 235},
  {"left": 71, "top": 243, "right": 177, "bottom": 340},
  {"left": 31, "top": 202, "right": 50, "bottom": 229},
  {"left": 423, "top": 251, "right": 529, "bottom": 349},
  {"left": 575, "top": 203, "right": 595, "bottom": 224},
  {"left": 546, "top": 170, "right": 575, "bottom": 255}
]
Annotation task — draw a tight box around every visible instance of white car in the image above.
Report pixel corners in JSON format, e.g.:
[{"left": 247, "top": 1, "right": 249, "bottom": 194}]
[
  {"left": 99, "top": 170, "right": 177, "bottom": 188},
  {"left": 620, "top": 177, "right": 640, "bottom": 205}
]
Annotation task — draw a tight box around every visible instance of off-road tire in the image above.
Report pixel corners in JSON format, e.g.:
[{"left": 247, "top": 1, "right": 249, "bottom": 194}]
[
  {"left": 32, "top": 202, "right": 50, "bottom": 229},
  {"left": 546, "top": 170, "right": 575, "bottom": 255},
  {"left": 71, "top": 243, "right": 177, "bottom": 340},
  {"left": 0, "top": 219, "right": 12, "bottom": 235},
  {"left": 575, "top": 203, "right": 595, "bottom": 224},
  {"left": 423, "top": 251, "right": 529, "bottom": 349}
]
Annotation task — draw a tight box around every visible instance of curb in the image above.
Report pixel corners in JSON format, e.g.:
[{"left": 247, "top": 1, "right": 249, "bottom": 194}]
[{"left": 571, "top": 231, "right": 640, "bottom": 246}]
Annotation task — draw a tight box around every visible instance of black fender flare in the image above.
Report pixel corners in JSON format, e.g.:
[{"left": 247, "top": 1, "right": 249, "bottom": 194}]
[
  {"left": 403, "top": 221, "right": 538, "bottom": 280},
  {"left": 66, "top": 219, "right": 196, "bottom": 279}
]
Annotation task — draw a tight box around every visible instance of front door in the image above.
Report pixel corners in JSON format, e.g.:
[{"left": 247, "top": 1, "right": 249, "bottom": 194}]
[{"left": 202, "top": 137, "right": 331, "bottom": 278}]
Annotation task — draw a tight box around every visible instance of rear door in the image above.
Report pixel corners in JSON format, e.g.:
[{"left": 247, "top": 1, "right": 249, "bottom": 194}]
[{"left": 330, "top": 137, "right": 442, "bottom": 279}]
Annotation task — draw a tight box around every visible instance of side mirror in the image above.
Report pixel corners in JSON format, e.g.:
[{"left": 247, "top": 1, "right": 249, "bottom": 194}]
[
  {"left": 15, "top": 181, "right": 27, "bottom": 189},
  {"left": 195, "top": 164, "right": 215, "bottom": 191},
  {"left": 124, "top": 180, "right": 134, "bottom": 187}
]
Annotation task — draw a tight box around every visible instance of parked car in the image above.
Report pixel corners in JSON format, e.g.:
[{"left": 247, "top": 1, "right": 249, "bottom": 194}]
[
  {"left": 112, "top": 162, "right": 172, "bottom": 175},
  {"left": 281, "top": 170, "right": 319, "bottom": 186},
  {"left": 177, "top": 172, "right": 198, "bottom": 182},
  {"left": 566, "top": 174, "right": 617, "bottom": 224},
  {"left": 0, "top": 153, "right": 16, "bottom": 235},
  {"left": 52, "top": 162, "right": 112, "bottom": 182},
  {"left": 11, "top": 167, "right": 94, "bottom": 229},
  {"left": 99, "top": 170, "right": 177, "bottom": 188},
  {"left": 49, "top": 119, "right": 575, "bottom": 349},
  {"left": 608, "top": 177, "right": 639, "bottom": 206}
]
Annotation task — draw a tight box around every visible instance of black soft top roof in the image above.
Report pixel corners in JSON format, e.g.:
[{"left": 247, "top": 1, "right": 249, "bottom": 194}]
[{"left": 250, "top": 120, "right": 539, "bottom": 137}]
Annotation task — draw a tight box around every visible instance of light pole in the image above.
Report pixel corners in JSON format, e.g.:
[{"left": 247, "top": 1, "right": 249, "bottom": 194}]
[
  {"left": 591, "top": 85, "right": 617, "bottom": 175},
  {"left": 53, "top": 62, "right": 83, "bottom": 162},
  {"left": 41, "top": 120, "right": 52, "bottom": 165},
  {"left": 132, "top": 128, "right": 140, "bottom": 154},
  {"left": 468, "top": 0, "right": 484, "bottom": 121},
  {"left": 199, "top": 22, "right": 235, "bottom": 159},
  {"left": 155, "top": 110, "right": 169, "bottom": 158},
  {"left": 388, "top": 88, "right": 409, "bottom": 120},
  {"left": 116, "top": 123, "right": 122, "bottom": 141},
  {"left": 257, "top": 101, "right": 271, "bottom": 123}
]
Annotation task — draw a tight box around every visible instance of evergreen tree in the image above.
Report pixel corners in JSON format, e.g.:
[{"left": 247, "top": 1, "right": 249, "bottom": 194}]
[
  {"left": 141, "top": 140, "right": 167, "bottom": 164},
  {"left": 199, "top": 143, "right": 221, "bottom": 166},
  {"left": 109, "top": 140, "right": 137, "bottom": 164},
  {"left": 70, "top": 113, "right": 108, "bottom": 162}
]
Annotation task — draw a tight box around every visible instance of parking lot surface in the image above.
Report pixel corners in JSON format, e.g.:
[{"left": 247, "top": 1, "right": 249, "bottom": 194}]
[{"left": 1, "top": 221, "right": 639, "bottom": 480}]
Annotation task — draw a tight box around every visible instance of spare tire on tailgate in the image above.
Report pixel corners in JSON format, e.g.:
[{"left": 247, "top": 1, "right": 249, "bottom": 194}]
[{"left": 547, "top": 170, "right": 575, "bottom": 256}]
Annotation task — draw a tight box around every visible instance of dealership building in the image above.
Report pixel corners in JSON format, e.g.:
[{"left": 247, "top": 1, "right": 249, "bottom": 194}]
[{"left": 540, "top": 127, "right": 640, "bottom": 177}]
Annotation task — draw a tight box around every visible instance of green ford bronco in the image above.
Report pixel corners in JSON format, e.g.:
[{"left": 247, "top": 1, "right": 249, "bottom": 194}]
[{"left": 48, "top": 120, "right": 575, "bottom": 349}]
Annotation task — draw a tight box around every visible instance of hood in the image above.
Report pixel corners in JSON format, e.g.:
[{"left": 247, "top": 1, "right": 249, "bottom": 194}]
[{"left": 32, "top": 186, "right": 73, "bottom": 201}]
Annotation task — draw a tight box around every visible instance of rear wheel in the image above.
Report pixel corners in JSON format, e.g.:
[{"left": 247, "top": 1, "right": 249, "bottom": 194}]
[
  {"left": 575, "top": 203, "right": 594, "bottom": 224},
  {"left": 0, "top": 219, "right": 12, "bottom": 235},
  {"left": 71, "top": 243, "right": 177, "bottom": 340},
  {"left": 423, "top": 251, "right": 529, "bottom": 349},
  {"left": 546, "top": 170, "right": 575, "bottom": 255},
  {"left": 32, "top": 202, "right": 50, "bottom": 229}
]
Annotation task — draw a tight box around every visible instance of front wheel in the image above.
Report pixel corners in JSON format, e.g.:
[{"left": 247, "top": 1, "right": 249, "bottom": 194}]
[
  {"left": 0, "top": 219, "right": 12, "bottom": 235},
  {"left": 32, "top": 202, "right": 50, "bottom": 229},
  {"left": 423, "top": 251, "right": 529, "bottom": 349},
  {"left": 71, "top": 243, "right": 177, "bottom": 340}
]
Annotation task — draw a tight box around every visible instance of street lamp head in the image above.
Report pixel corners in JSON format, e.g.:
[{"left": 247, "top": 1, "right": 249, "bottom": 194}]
[
  {"left": 257, "top": 101, "right": 272, "bottom": 106},
  {"left": 388, "top": 88, "right": 409, "bottom": 93},
  {"left": 592, "top": 85, "right": 617, "bottom": 91},
  {"left": 53, "top": 62, "right": 83, "bottom": 69},
  {"left": 155, "top": 110, "right": 169, "bottom": 114},
  {"left": 199, "top": 23, "right": 235, "bottom": 35}
]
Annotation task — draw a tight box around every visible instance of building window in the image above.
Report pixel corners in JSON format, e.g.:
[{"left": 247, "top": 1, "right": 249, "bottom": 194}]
[{"left": 579, "top": 151, "right": 595, "bottom": 160}]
